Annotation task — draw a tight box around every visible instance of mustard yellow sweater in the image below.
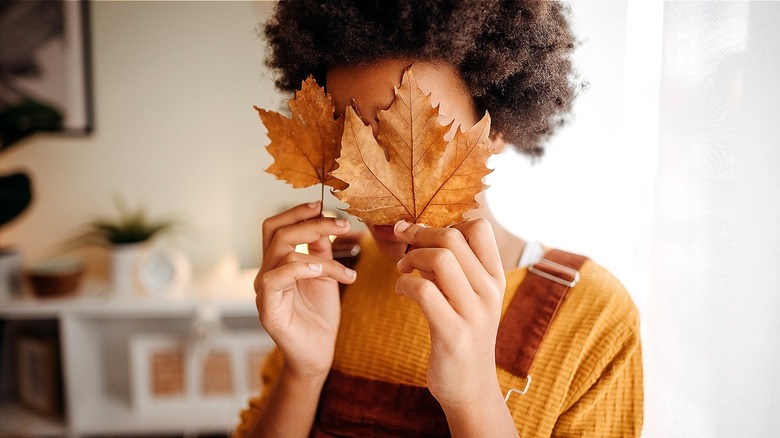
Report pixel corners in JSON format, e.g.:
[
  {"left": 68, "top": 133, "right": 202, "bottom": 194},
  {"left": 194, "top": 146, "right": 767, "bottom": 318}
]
[{"left": 236, "top": 238, "right": 643, "bottom": 436}]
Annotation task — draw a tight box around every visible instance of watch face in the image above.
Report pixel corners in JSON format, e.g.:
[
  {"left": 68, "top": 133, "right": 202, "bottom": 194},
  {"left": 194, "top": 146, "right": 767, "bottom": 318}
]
[{"left": 138, "top": 247, "right": 191, "bottom": 297}]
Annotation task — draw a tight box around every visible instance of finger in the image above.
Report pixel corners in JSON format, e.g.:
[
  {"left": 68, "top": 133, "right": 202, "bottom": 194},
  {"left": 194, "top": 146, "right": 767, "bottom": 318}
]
[
  {"left": 449, "top": 218, "right": 504, "bottom": 281},
  {"left": 306, "top": 233, "right": 334, "bottom": 259},
  {"left": 262, "top": 201, "right": 322, "bottom": 253},
  {"left": 282, "top": 251, "right": 358, "bottom": 285},
  {"left": 395, "top": 274, "right": 459, "bottom": 338},
  {"left": 397, "top": 248, "right": 477, "bottom": 316},
  {"left": 255, "top": 260, "right": 324, "bottom": 326},
  {"left": 393, "top": 220, "right": 496, "bottom": 297},
  {"left": 258, "top": 251, "right": 357, "bottom": 292},
  {"left": 266, "top": 216, "right": 351, "bottom": 262}
]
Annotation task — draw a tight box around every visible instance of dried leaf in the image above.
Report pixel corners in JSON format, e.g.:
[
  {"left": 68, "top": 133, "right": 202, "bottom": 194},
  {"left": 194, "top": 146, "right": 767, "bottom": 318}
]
[
  {"left": 255, "top": 76, "right": 346, "bottom": 190},
  {"left": 332, "top": 67, "right": 493, "bottom": 227}
]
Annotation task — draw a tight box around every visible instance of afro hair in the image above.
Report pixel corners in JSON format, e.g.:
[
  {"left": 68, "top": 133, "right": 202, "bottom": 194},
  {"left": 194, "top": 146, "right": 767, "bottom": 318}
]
[{"left": 263, "top": 0, "right": 580, "bottom": 156}]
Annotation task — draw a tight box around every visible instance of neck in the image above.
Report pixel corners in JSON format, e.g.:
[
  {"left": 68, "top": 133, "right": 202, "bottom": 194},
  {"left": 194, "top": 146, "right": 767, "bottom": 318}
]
[{"left": 465, "top": 193, "right": 526, "bottom": 271}]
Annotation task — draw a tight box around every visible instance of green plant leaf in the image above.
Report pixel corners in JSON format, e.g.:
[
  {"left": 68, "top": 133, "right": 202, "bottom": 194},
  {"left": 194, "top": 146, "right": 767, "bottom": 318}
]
[{"left": 74, "top": 200, "right": 179, "bottom": 246}]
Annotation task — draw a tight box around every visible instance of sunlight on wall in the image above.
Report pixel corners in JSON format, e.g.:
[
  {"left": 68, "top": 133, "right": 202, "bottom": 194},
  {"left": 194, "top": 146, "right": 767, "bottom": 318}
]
[{"left": 486, "top": 0, "right": 663, "bottom": 312}]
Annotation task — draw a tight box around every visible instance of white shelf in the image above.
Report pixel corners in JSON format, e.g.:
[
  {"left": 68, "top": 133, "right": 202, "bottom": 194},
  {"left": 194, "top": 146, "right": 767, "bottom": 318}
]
[
  {"left": 0, "top": 279, "right": 269, "bottom": 437},
  {"left": 0, "top": 281, "right": 259, "bottom": 319},
  {"left": 0, "top": 398, "right": 243, "bottom": 437},
  {"left": 71, "top": 395, "right": 240, "bottom": 436}
]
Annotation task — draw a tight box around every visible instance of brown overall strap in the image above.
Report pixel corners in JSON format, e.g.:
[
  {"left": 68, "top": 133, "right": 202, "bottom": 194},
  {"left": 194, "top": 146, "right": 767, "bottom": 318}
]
[{"left": 495, "top": 249, "right": 588, "bottom": 377}]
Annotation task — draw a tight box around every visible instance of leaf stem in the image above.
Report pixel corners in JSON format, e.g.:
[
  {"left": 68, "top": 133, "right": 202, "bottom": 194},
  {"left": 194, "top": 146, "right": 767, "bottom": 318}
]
[{"left": 320, "top": 182, "right": 325, "bottom": 217}]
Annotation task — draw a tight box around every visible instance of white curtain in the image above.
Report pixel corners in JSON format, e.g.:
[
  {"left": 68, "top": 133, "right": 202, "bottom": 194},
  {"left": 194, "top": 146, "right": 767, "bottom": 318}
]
[
  {"left": 645, "top": 1, "right": 780, "bottom": 436},
  {"left": 489, "top": 1, "right": 780, "bottom": 436}
]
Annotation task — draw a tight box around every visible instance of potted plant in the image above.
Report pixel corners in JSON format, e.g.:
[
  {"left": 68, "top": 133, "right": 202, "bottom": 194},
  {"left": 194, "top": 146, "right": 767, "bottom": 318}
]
[{"left": 77, "top": 198, "right": 178, "bottom": 296}]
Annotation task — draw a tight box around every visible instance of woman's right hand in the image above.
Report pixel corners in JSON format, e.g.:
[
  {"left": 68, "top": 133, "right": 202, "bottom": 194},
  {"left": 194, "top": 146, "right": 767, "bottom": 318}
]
[{"left": 254, "top": 201, "right": 357, "bottom": 381}]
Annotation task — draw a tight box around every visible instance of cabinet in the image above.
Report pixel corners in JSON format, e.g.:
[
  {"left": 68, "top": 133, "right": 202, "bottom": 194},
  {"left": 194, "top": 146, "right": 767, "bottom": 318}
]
[{"left": 0, "top": 282, "right": 270, "bottom": 437}]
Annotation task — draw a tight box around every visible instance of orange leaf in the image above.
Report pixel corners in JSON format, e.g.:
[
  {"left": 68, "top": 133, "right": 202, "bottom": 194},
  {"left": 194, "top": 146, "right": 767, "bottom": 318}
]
[
  {"left": 332, "top": 67, "right": 493, "bottom": 228},
  {"left": 254, "top": 76, "right": 346, "bottom": 190}
]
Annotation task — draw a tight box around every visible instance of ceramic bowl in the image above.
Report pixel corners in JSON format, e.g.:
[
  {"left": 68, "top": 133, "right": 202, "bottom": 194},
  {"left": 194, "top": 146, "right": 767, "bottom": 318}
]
[{"left": 26, "top": 259, "right": 85, "bottom": 298}]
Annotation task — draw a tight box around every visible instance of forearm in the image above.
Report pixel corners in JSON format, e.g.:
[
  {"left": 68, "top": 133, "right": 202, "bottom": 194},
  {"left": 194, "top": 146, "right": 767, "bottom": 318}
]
[
  {"left": 442, "top": 383, "right": 518, "bottom": 438},
  {"left": 246, "top": 367, "right": 327, "bottom": 438}
]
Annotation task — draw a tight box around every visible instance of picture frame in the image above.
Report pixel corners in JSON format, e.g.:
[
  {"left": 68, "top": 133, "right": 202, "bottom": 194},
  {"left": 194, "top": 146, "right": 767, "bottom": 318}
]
[
  {"left": 129, "top": 335, "right": 188, "bottom": 410},
  {"left": 129, "top": 331, "right": 275, "bottom": 412},
  {"left": 0, "top": 0, "right": 94, "bottom": 145},
  {"left": 15, "top": 335, "right": 61, "bottom": 416}
]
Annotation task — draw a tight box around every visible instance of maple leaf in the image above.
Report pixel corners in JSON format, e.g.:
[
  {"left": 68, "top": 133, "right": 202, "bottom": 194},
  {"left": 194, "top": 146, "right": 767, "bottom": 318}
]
[
  {"left": 331, "top": 67, "right": 493, "bottom": 228},
  {"left": 254, "top": 76, "right": 346, "bottom": 190}
]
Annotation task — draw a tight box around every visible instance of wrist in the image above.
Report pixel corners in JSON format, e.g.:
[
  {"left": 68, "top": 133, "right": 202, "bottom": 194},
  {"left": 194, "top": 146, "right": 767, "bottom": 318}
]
[
  {"left": 279, "top": 346, "right": 335, "bottom": 381},
  {"left": 254, "top": 362, "right": 330, "bottom": 438},
  {"left": 439, "top": 380, "right": 503, "bottom": 416},
  {"left": 280, "top": 362, "right": 330, "bottom": 391},
  {"left": 440, "top": 381, "right": 517, "bottom": 437}
]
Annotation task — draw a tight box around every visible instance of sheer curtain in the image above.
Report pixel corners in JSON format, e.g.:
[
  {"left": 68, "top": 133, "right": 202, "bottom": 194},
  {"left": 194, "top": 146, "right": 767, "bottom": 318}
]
[
  {"left": 645, "top": 2, "right": 780, "bottom": 436},
  {"left": 489, "top": 1, "right": 780, "bottom": 436}
]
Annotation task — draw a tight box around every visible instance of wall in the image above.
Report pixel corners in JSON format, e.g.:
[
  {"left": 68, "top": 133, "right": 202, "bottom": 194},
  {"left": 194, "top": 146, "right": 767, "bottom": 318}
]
[
  {"left": 488, "top": 0, "right": 659, "bottom": 307},
  {"left": 4, "top": 1, "right": 648, "bottom": 290},
  {"left": 2, "top": 1, "right": 325, "bottom": 278}
]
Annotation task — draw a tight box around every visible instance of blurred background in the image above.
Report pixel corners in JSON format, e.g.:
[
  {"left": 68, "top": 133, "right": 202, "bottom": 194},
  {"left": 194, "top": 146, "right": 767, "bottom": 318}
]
[{"left": 1, "top": 0, "right": 778, "bottom": 436}]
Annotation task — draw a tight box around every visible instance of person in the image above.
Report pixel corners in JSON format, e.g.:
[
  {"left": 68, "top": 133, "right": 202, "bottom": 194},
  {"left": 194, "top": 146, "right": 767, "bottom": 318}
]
[{"left": 236, "top": 1, "right": 643, "bottom": 437}]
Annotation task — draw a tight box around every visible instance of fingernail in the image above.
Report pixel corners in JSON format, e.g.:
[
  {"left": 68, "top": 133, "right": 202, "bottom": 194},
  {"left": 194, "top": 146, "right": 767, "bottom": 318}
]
[
  {"left": 308, "top": 201, "right": 321, "bottom": 209},
  {"left": 345, "top": 268, "right": 356, "bottom": 280},
  {"left": 394, "top": 220, "right": 411, "bottom": 233},
  {"left": 335, "top": 218, "right": 348, "bottom": 227},
  {"left": 418, "top": 223, "right": 427, "bottom": 228},
  {"left": 308, "top": 263, "right": 322, "bottom": 272}
]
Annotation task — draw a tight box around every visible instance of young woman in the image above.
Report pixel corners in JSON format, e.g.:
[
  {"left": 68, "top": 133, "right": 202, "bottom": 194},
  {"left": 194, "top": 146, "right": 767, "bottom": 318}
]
[{"left": 237, "top": 1, "right": 642, "bottom": 436}]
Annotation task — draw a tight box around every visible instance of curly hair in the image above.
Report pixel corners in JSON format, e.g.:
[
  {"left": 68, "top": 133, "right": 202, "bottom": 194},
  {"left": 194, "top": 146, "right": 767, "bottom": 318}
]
[{"left": 263, "top": 0, "right": 579, "bottom": 156}]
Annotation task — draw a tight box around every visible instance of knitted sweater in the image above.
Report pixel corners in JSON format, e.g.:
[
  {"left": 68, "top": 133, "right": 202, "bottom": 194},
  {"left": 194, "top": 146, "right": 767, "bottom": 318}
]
[{"left": 236, "top": 237, "right": 643, "bottom": 436}]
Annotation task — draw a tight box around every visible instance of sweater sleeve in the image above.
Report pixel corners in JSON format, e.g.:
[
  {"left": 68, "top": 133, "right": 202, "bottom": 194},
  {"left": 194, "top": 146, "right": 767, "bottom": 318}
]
[
  {"left": 551, "top": 305, "right": 644, "bottom": 437},
  {"left": 234, "top": 347, "right": 284, "bottom": 437}
]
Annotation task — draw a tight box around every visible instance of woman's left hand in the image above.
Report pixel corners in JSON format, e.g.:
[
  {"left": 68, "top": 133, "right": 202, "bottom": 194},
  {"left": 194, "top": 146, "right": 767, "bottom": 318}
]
[{"left": 393, "top": 218, "right": 507, "bottom": 409}]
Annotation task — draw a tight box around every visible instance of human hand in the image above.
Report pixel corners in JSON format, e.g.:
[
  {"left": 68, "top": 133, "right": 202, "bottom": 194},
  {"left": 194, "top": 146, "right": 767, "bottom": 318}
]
[
  {"left": 393, "top": 219, "right": 507, "bottom": 408},
  {"left": 255, "top": 201, "right": 357, "bottom": 380}
]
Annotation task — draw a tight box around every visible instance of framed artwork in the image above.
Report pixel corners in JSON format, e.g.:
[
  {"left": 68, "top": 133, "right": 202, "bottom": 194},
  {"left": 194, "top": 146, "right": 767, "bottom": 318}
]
[
  {"left": 0, "top": 0, "right": 93, "bottom": 147},
  {"left": 15, "top": 335, "right": 61, "bottom": 415},
  {"left": 129, "top": 335, "right": 187, "bottom": 410},
  {"left": 129, "top": 332, "right": 275, "bottom": 411}
]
